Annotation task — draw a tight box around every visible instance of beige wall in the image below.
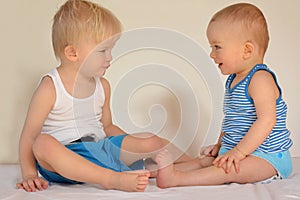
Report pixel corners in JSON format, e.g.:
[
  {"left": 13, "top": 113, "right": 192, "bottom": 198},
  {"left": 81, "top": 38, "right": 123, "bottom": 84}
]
[{"left": 0, "top": 0, "right": 299, "bottom": 163}]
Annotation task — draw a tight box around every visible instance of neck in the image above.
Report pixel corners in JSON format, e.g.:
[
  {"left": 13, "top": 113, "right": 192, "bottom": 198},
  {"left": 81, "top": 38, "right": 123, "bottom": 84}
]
[
  {"left": 235, "top": 57, "right": 264, "bottom": 80},
  {"left": 57, "top": 64, "right": 95, "bottom": 98}
]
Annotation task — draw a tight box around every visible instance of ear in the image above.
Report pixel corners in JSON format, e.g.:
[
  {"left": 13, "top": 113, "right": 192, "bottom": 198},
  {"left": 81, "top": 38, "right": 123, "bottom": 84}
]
[
  {"left": 243, "top": 41, "right": 254, "bottom": 60},
  {"left": 64, "top": 45, "right": 78, "bottom": 62}
]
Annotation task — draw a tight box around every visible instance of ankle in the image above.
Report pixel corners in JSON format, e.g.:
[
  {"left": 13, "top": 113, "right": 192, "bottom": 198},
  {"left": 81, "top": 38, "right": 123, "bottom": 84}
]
[{"left": 103, "top": 171, "right": 118, "bottom": 190}]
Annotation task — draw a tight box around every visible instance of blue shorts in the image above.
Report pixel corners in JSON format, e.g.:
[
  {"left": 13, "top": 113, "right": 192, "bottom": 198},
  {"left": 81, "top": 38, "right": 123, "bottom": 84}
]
[
  {"left": 219, "top": 147, "right": 292, "bottom": 179},
  {"left": 37, "top": 134, "right": 144, "bottom": 184}
]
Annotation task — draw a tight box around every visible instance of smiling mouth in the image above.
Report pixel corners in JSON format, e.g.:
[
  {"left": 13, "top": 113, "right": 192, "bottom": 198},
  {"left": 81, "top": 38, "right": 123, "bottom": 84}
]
[{"left": 218, "top": 63, "right": 223, "bottom": 68}]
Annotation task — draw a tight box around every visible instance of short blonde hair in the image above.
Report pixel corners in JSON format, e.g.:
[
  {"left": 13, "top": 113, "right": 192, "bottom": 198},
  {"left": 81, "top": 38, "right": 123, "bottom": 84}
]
[
  {"left": 209, "top": 3, "right": 269, "bottom": 57},
  {"left": 52, "top": 0, "right": 122, "bottom": 59}
]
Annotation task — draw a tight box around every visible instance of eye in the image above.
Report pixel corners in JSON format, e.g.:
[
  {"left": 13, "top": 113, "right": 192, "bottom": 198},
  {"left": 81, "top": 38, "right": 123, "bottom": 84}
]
[
  {"left": 214, "top": 45, "right": 221, "bottom": 50},
  {"left": 98, "top": 49, "right": 106, "bottom": 53}
]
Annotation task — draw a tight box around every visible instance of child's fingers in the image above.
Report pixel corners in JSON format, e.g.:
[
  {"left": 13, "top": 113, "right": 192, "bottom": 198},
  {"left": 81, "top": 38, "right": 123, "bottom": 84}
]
[
  {"left": 213, "top": 155, "right": 224, "bottom": 166},
  {"left": 41, "top": 179, "right": 49, "bottom": 189},
  {"left": 21, "top": 181, "right": 33, "bottom": 192},
  {"left": 16, "top": 182, "right": 24, "bottom": 189},
  {"left": 219, "top": 156, "right": 229, "bottom": 168},
  {"left": 34, "top": 178, "right": 48, "bottom": 191},
  {"left": 211, "top": 147, "right": 219, "bottom": 157},
  {"left": 212, "top": 156, "right": 219, "bottom": 165},
  {"left": 226, "top": 158, "right": 234, "bottom": 173},
  {"left": 16, "top": 178, "right": 48, "bottom": 192},
  {"left": 201, "top": 145, "right": 214, "bottom": 155},
  {"left": 28, "top": 179, "right": 38, "bottom": 192},
  {"left": 234, "top": 159, "right": 240, "bottom": 173}
]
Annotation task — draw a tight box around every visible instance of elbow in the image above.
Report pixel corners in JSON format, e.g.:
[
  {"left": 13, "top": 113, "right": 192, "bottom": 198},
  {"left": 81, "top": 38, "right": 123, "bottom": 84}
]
[
  {"left": 263, "top": 117, "right": 276, "bottom": 133},
  {"left": 103, "top": 124, "right": 114, "bottom": 136}
]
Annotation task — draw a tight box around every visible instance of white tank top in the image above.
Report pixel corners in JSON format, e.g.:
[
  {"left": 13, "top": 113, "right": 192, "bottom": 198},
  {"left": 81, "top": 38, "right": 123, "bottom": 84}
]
[{"left": 41, "top": 68, "right": 106, "bottom": 145}]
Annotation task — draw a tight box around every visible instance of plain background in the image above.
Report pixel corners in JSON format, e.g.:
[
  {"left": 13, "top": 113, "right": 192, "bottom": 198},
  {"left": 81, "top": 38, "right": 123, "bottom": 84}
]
[{"left": 0, "top": 0, "right": 299, "bottom": 163}]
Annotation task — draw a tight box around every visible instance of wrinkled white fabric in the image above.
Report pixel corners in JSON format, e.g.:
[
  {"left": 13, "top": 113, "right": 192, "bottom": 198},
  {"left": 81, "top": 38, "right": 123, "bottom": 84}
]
[{"left": 4, "top": 157, "right": 300, "bottom": 200}]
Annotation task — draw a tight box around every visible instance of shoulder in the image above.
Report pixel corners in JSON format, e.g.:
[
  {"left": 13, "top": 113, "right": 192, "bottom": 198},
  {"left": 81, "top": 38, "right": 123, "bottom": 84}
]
[
  {"left": 38, "top": 76, "right": 55, "bottom": 92},
  {"left": 34, "top": 75, "right": 56, "bottom": 102},
  {"left": 98, "top": 77, "right": 112, "bottom": 101},
  {"left": 28, "top": 75, "right": 56, "bottom": 112},
  {"left": 251, "top": 70, "right": 275, "bottom": 85},
  {"left": 99, "top": 77, "right": 111, "bottom": 91},
  {"left": 249, "top": 69, "right": 278, "bottom": 99}
]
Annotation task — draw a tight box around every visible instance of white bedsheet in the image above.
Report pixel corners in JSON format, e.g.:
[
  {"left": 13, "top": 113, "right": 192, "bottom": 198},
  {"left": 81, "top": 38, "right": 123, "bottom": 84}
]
[{"left": 1, "top": 157, "right": 299, "bottom": 200}]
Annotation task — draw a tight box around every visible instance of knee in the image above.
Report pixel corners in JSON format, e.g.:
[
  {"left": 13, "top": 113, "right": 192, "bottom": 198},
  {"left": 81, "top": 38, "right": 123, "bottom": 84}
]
[
  {"left": 139, "top": 133, "right": 165, "bottom": 152},
  {"left": 32, "top": 134, "right": 58, "bottom": 160}
]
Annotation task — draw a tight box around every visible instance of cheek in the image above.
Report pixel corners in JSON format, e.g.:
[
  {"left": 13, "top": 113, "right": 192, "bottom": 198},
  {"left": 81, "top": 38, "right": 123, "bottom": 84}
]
[
  {"left": 84, "top": 54, "right": 104, "bottom": 67},
  {"left": 218, "top": 50, "right": 232, "bottom": 62},
  {"left": 215, "top": 51, "right": 224, "bottom": 61}
]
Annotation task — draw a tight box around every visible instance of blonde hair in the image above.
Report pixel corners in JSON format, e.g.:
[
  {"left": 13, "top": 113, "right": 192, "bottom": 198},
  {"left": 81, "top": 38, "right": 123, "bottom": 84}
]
[
  {"left": 209, "top": 3, "right": 269, "bottom": 57},
  {"left": 52, "top": 0, "right": 122, "bottom": 59}
]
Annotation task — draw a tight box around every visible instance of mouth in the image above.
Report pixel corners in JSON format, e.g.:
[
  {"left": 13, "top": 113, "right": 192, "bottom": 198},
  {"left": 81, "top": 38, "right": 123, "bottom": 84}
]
[{"left": 218, "top": 63, "right": 223, "bottom": 68}]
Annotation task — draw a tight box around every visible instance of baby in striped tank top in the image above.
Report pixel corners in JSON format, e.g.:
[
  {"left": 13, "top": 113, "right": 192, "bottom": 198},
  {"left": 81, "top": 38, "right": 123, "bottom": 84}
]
[{"left": 155, "top": 3, "right": 293, "bottom": 188}]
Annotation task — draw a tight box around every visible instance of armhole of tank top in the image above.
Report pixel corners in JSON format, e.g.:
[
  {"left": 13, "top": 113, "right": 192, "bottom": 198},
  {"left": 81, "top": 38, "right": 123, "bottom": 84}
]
[
  {"left": 96, "top": 77, "right": 105, "bottom": 100},
  {"left": 268, "top": 70, "right": 283, "bottom": 103},
  {"left": 245, "top": 68, "right": 282, "bottom": 104},
  {"left": 245, "top": 67, "right": 262, "bottom": 104},
  {"left": 245, "top": 72, "right": 254, "bottom": 104},
  {"left": 225, "top": 74, "right": 234, "bottom": 90},
  {"left": 41, "top": 72, "right": 59, "bottom": 109}
]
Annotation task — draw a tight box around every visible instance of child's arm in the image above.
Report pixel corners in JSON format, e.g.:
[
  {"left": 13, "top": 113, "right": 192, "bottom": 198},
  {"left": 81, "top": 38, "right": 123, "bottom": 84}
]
[
  {"left": 100, "top": 78, "right": 127, "bottom": 136},
  {"left": 213, "top": 71, "right": 278, "bottom": 173},
  {"left": 16, "top": 77, "right": 55, "bottom": 192}
]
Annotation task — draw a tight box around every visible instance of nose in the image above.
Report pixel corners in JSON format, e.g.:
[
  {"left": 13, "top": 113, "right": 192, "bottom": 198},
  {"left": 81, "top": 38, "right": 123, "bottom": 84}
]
[
  {"left": 106, "top": 50, "right": 113, "bottom": 62},
  {"left": 210, "top": 50, "right": 216, "bottom": 59}
]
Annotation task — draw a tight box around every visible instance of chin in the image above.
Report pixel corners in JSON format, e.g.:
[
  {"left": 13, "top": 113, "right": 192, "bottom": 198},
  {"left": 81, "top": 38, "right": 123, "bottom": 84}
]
[
  {"left": 219, "top": 66, "right": 230, "bottom": 75},
  {"left": 221, "top": 71, "right": 230, "bottom": 75},
  {"left": 96, "top": 71, "right": 106, "bottom": 77},
  {"left": 219, "top": 69, "right": 229, "bottom": 75}
]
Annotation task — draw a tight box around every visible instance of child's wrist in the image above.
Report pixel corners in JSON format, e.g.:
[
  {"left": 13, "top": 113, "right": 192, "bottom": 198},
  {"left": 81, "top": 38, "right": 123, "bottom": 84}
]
[{"left": 233, "top": 147, "right": 246, "bottom": 157}]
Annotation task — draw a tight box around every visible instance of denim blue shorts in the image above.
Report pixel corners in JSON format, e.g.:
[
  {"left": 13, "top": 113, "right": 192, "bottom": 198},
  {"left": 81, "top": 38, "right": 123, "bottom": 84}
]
[
  {"left": 37, "top": 134, "right": 144, "bottom": 184},
  {"left": 219, "top": 147, "right": 292, "bottom": 179}
]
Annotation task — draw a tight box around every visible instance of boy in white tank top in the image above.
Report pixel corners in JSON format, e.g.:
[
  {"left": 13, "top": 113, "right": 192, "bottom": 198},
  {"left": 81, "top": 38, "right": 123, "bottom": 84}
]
[{"left": 16, "top": 0, "right": 191, "bottom": 192}]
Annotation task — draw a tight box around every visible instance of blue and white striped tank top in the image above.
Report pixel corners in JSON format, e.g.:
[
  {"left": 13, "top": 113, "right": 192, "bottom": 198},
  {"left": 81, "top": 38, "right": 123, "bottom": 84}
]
[{"left": 221, "top": 64, "right": 292, "bottom": 153}]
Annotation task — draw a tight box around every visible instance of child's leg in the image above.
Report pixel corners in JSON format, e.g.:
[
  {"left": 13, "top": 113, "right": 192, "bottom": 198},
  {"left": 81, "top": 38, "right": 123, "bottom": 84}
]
[
  {"left": 161, "top": 137, "right": 192, "bottom": 163},
  {"left": 144, "top": 152, "right": 214, "bottom": 178},
  {"left": 33, "top": 134, "right": 150, "bottom": 192},
  {"left": 120, "top": 132, "right": 192, "bottom": 166},
  {"left": 174, "top": 156, "right": 215, "bottom": 172},
  {"left": 155, "top": 150, "right": 276, "bottom": 188}
]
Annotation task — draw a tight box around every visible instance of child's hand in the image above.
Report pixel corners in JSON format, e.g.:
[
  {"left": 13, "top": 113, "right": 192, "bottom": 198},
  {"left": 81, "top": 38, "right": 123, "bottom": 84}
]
[
  {"left": 200, "top": 144, "right": 220, "bottom": 157},
  {"left": 212, "top": 147, "right": 246, "bottom": 174},
  {"left": 16, "top": 176, "right": 48, "bottom": 192}
]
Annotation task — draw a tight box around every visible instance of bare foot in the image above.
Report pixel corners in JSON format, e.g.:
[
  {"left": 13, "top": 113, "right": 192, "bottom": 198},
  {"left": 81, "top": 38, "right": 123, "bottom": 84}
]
[
  {"left": 155, "top": 150, "right": 177, "bottom": 188},
  {"left": 107, "top": 170, "right": 150, "bottom": 192},
  {"left": 144, "top": 158, "right": 158, "bottom": 177}
]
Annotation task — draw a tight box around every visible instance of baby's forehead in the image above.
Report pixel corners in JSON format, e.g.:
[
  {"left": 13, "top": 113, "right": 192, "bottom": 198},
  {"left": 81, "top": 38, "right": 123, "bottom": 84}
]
[
  {"left": 210, "top": 18, "right": 241, "bottom": 26},
  {"left": 207, "top": 21, "right": 246, "bottom": 41},
  {"left": 95, "top": 37, "right": 119, "bottom": 48},
  {"left": 208, "top": 19, "right": 246, "bottom": 35}
]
